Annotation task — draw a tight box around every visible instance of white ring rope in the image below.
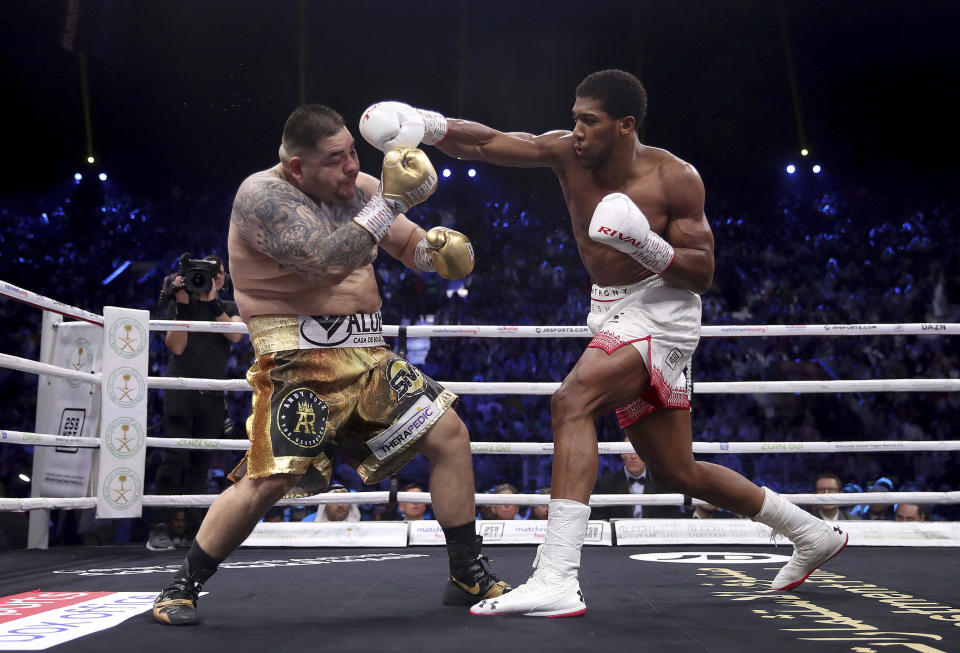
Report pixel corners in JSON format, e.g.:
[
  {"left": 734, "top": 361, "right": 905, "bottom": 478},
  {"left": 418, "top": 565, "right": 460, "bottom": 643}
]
[
  {"left": 3, "top": 350, "right": 959, "bottom": 395},
  {"left": 3, "top": 279, "right": 959, "bottom": 338},
  {"left": 3, "top": 491, "right": 959, "bottom": 512},
  {"left": 151, "top": 319, "right": 248, "bottom": 335},
  {"left": 0, "top": 353, "right": 102, "bottom": 386},
  {"left": 149, "top": 320, "right": 960, "bottom": 338},
  {"left": 1, "top": 431, "right": 101, "bottom": 448},
  {"left": 0, "top": 281, "right": 103, "bottom": 326},
  {"left": 5, "top": 430, "right": 960, "bottom": 456},
  {"left": 441, "top": 379, "right": 960, "bottom": 395},
  {"left": 148, "top": 320, "right": 960, "bottom": 338}
]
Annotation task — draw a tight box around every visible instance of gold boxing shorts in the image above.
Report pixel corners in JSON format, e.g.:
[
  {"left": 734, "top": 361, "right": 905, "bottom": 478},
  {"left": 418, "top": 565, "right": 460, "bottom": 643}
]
[{"left": 229, "top": 315, "right": 458, "bottom": 498}]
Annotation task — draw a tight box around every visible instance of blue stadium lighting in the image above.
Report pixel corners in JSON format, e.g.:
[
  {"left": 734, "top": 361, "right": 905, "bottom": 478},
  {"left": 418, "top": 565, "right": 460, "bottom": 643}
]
[
  {"left": 442, "top": 168, "right": 452, "bottom": 178},
  {"left": 102, "top": 260, "right": 131, "bottom": 285},
  {"left": 467, "top": 168, "right": 477, "bottom": 178},
  {"left": 98, "top": 172, "right": 108, "bottom": 181},
  {"left": 786, "top": 164, "right": 796, "bottom": 175},
  {"left": 73, "top": 173, "right": 82, "bottom": 182},
  {"left": 812, "top": 164, "right": 822, "bottom": 174}
]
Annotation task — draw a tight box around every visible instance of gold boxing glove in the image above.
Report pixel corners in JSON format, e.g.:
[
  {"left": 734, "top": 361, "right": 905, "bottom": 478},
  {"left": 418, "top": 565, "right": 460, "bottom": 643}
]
[
  {"left": 425, "top": 227, "right": 475, "bottom": 280},
  {"left": 380, "top": 147, "right": 438, "bottom": 213}
]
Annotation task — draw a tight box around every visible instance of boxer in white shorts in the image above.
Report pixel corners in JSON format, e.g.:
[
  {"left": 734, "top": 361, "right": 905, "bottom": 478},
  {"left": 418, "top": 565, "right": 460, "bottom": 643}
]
[{"left": 361, "top": 69, "right": 847, "bottom": 617}]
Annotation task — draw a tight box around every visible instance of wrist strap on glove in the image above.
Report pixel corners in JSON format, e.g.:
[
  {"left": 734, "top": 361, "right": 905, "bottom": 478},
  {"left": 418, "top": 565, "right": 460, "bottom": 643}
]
[
  {"left": 418, "top": 110, "right": 448, "bottom": 145},
  {"left": 632, "top": 231, "right": 675, "bottom": 274},
  {"left": 413, "top": 238, "right": 436, "bottom": 272},
  {"left": 353, "top": 194, "right": 400, "bottom": 242}
]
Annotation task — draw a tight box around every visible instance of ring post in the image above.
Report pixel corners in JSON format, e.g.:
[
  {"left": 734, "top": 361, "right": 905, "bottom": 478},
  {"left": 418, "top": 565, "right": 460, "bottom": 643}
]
[{"left": 27, "top": 311, "right": 61, "bottom": 548}]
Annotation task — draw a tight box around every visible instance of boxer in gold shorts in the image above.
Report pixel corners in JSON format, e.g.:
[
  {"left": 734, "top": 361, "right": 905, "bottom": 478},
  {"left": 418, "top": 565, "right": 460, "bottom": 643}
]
[
  {"left": 154, "top": 104, "right": 509, "bottom": 626},
  {"left": 233, "top": 315, "right": 458, "bottom": 496}
]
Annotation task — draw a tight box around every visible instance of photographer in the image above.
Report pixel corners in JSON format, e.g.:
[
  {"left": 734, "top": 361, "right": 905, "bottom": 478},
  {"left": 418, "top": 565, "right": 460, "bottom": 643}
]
[{"left": 148, "top": 254, "right": 244, "bottom": 551}]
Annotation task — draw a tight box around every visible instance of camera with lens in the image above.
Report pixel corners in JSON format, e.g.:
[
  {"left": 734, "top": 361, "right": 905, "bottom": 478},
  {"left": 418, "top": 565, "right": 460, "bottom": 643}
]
[
  {"left": 178, "top": 254, "right": 220, "bottom": 295},
  {"left": 158, "top": 253, "right": 230, "bottom": 309},
  {"left": 172, "top": 252, "right": 220, "bottom": 295}
]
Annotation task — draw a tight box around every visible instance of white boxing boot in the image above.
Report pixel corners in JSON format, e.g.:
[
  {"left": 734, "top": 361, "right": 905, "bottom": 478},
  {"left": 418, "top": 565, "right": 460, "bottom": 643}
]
[
  {"left": 753, "top": 487, "right": 849, "bottom": 590},
  {"left": 470, "top": 499, "right": 589, "bottom": 617}
]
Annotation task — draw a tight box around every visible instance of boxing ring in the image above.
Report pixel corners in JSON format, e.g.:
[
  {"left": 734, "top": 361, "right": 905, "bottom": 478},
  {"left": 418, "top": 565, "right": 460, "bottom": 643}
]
[{"left": 2, "top": 280, "right": 960, "bottom": 652}]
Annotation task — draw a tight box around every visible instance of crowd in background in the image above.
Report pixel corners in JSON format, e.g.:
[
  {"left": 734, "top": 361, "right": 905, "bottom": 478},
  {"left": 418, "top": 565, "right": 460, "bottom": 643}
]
[{"left": 1, "top": 172, "right": 959, "bottom": 546}]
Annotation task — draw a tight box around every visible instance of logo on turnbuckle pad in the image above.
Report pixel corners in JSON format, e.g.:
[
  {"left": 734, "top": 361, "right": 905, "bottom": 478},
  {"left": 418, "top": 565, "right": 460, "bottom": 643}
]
[{"left": 276, "top": 388, "right": 328, "bottom": 448}]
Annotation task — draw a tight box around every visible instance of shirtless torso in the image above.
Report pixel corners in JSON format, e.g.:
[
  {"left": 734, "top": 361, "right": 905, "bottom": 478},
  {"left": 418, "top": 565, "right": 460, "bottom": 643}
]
[
  {"left": 228, "top": 165, "right": 421, "bottom": 322},
  {"left": 550, "top": 136, "right": 706, "bottom": 288},
  {"left": 437, "top": 95, "right": 714, "bottom": 294}
]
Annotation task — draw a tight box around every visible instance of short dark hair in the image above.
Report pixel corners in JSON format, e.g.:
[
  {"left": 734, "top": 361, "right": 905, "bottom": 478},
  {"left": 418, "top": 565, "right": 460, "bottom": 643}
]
[
  {"left": 282, "top": 104, "right": 345, "bottom": 155},
  {"left": 576, "top": 69, "right": 648, "bottom": 129},
  {"left": 815, "top": 472, "right": 843, "bottom": 488},
  {"left": 202, "top": 254, "right": 223, "bottom": 270},
  {"left": 896, "top": 502, "right": 927, "bottom": 518}
]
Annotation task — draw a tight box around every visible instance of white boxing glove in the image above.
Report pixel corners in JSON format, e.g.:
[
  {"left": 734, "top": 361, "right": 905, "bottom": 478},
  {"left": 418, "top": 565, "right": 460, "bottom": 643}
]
[
  {"left": 359, "top": 101, "right": 448, "bottom": 152},
  {"left": 589, "top": 193, "right": 675, "bottom": 274}
]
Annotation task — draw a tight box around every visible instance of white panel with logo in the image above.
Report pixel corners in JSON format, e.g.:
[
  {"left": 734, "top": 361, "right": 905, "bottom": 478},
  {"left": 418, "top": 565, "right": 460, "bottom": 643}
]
[{"left": 96, "top": 308, "right": 149, "bottom": 518}]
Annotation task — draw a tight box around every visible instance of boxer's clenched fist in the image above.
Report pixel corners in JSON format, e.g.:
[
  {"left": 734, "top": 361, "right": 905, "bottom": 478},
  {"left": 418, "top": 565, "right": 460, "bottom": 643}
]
[
  {"left": 380, "top": 147, "right": 438, "bottom": 213},
  {"left": 353, "top": 148, "right": 438, "bottom": 242},
  {"left": 425, "top": 227, "right": 475, "bottom": 279},
  {"left": 589, "top": 193, "right": 674, "bottom": 274},
  {"left": 360, "top": 101, "right": 448, "bottom": 152}
]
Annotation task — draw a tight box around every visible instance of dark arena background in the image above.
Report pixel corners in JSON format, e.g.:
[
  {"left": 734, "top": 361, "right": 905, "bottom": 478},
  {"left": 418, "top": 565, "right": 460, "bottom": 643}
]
[{"left": 2, "top": 2, "right": 960, "bottom": 651}]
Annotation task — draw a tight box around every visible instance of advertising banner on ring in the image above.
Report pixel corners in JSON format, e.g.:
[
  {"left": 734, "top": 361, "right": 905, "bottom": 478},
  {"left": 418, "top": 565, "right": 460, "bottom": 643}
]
[
  {"left": 32, "top": 321, "right": 102, "bottom": 498},
  {"left": 96, "top": 308, "right": 149, "bottom": 518}
]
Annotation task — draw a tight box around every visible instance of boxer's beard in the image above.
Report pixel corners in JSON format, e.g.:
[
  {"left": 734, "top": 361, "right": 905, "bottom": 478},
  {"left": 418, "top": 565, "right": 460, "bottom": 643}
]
[{"left": 578, "top": 147, "right": 610, "bottom": 171}]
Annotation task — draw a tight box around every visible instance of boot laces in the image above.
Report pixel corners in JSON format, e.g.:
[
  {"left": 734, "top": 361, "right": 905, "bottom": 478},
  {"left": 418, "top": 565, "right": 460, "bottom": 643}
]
[
  {"left": 466, "top": 553, "right": 498, "bottom": 585},
  {"left": 162, "top": 577, "right": 202, "bottom": 602},
  {"left": 529, "top": 545, "right": 567, "bottom": 584}
]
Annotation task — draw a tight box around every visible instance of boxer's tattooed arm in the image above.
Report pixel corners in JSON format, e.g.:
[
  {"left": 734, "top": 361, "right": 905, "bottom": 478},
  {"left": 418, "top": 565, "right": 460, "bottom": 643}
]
[{"left": 231, "top": 178, "right": 375, "bottom": 285}]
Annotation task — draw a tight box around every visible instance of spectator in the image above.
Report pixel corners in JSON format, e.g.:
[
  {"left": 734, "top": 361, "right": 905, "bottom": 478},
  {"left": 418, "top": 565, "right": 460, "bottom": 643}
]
[
  {"left": 530, "top": 486, "right": 551, "bottom": 520},
  {"left": 811, "top": 472, "right": 861, "bottom": 521},
  {"left": 591, "top": 439, "right": 683, "bottom": 520},
  {"left": 398, "top": 483, "right": 430, "bottom": 521},
  {"left": 862, "top": 477, "right": 896, "bottom": 521},
  {"left": 316, "top": 484, "right": 361, "bottom": 522},
  {"left": 288, "top": 505, "right": 311, "bottom": 522},
  {"left": 168, "top": 510, "right": 191, "bottom": 546},
  {"left": 895, "top": 503, "right": 927, "bottom": 522},
  {"left": 262, "top": 507, "right": 285, "bottom": 523},
  {"left": 484, "top": 483, "right": 521, "bottom": 520}
]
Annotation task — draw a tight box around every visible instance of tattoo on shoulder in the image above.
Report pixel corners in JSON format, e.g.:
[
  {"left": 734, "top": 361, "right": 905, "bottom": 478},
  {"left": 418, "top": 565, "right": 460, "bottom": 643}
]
[{"left": 231, "top": 175, "right": 375, "bottom": 281}]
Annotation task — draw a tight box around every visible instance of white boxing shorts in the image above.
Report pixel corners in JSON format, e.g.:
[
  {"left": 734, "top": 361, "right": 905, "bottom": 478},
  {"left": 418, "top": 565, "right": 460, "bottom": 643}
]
[{"left": 586, "top": 276, "right": 702, "bottom": 427}]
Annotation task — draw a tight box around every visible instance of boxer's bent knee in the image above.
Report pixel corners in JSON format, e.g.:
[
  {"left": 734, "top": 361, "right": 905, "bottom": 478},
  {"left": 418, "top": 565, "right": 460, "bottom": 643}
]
[
  {"left": 418, "top": 410, "right": 469, "bottom": 460},
  {"left": 550, "top": 381, "right": 594, "bottom": 425}
]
